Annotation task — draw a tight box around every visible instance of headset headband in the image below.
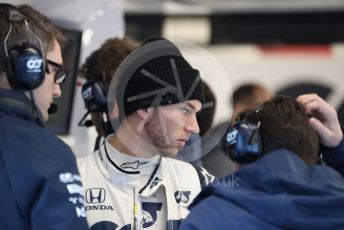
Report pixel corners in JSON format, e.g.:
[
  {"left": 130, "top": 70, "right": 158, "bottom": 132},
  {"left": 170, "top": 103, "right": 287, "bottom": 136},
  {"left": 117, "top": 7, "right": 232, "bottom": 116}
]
[{"left": 1, "top": 3, "right": 46, "bottom": 91}]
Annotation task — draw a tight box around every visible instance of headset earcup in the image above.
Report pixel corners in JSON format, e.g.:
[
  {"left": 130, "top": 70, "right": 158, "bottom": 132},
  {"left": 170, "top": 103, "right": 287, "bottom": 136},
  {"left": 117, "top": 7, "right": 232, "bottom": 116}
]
[
  {"left": 226, "top": 122, "right": 262, "bottom": 164},
  {"left": 81, "top": 81, "right": 107, "bottom": 112},
  {"left": 7, "top": 47, "right": 45, "bottom": 90}
]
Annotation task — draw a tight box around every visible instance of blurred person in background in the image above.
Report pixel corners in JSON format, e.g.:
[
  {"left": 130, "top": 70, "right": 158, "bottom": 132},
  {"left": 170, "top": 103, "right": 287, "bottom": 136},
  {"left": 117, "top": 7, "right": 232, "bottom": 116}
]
[
  {"left": 202, "top": 83, "right": 271, "bottom": 177},
  {"left": 79, "top": 37, "right": 138, "bottom": 151},
  {"left": 231, "top": 83, "right": 271, "bottom": 125}
]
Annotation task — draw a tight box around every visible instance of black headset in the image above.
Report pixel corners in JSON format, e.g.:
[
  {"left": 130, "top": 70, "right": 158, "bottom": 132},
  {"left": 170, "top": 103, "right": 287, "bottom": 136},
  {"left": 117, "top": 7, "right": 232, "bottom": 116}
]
[
  {"left": 80, "top": 50, "right": 107, "bottom": 113},
  {"left": 225, "top": 106, "right": 263, "bottom": 164},
  {"left": 81, "top": 80, "right": 107, "bottom": 113},
  {"left": 79, "top": 50, "right": 112, "bottom": 144},
  {"left": 1, "top": 3, "right": 46, "bottom": 90},
  {"left": 79, "top": 51, "right": 114, "bottom": 151}
]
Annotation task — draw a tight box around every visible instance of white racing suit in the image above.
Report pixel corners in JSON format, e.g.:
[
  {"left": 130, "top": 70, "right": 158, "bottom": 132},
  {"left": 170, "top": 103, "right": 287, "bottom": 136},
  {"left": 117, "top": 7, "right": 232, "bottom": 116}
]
[{"left": 78, "top": 135, "right": 214, "bottom": 229}]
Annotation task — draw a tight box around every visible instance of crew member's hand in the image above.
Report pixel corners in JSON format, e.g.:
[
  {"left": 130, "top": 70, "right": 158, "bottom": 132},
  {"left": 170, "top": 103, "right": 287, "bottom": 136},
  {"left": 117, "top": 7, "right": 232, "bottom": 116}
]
[{"left": 297, "top": 93, "right": 343, "bottom": 147}]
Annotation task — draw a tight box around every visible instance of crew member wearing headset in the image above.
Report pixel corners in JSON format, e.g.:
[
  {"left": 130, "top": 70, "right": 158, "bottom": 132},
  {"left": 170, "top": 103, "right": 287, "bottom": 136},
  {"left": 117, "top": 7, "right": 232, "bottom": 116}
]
[
  {"left": 180, "top": 94, "right": 344, "bottom": 229},
  {"left": 0, "top": 4, "right": 88, "bottom": 229}
]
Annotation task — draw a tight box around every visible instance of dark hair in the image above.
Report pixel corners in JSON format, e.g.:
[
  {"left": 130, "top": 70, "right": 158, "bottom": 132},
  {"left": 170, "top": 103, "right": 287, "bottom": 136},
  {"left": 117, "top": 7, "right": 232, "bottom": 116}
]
[
  {"left": 0, "top": 4, "right": 66, "bottom": 72},
  {"left": 232, "top": 83, "right": 268, "bottom": 107},
  {"left": 245, "top": 96, "right": 319, "bottom": 165},
  {"left": 81, "top": 37, "right": 138, "bottom": 135},
  {"left": 82, "top": 37, "right": 138, "bottom": 86}
]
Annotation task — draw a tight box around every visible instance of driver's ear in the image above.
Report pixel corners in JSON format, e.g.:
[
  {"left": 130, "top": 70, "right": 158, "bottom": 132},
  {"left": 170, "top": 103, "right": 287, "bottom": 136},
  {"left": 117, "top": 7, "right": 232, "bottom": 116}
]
[{"left": 136, "top": 107, "right": 155, "bottom": 121}]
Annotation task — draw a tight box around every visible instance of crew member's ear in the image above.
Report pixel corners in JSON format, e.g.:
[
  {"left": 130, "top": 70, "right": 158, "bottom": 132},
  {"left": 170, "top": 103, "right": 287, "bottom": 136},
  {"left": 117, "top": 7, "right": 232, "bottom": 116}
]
[{"left": 137, "top": 107, "right": 155, "bottom": 121}]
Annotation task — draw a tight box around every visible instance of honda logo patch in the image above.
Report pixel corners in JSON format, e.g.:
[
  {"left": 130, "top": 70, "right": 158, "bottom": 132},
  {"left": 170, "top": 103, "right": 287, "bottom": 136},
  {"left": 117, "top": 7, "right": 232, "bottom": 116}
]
[{"left": 85, "top": 188, "right": 106, "bottom": 204}]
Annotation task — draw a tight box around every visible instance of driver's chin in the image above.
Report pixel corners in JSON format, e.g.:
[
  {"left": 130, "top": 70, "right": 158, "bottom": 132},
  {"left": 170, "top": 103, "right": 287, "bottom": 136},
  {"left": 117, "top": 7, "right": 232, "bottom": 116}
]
[{"left": 160, "top": 148, "right": 179, "bottom": 158}]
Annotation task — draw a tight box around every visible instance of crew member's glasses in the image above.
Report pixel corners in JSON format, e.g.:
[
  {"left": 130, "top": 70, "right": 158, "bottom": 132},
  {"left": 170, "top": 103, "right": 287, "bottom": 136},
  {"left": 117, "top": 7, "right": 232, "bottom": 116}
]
[{"left": 46, "top": 59, "right": 69, "bottom": 84}]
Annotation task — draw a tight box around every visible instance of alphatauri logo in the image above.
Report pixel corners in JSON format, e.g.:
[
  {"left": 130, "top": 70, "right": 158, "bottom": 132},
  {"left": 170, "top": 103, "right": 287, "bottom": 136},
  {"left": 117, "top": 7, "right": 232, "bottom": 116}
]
[
  {"left": 26, "top": 58, "right": 42, "bottom": 71},
  {"left": 174, "top": 191, "right": 191, "bottom": 204},
  {"left": 141, "top": 202, "right": 162, "bottom": 228},
  {"left": 82, "top": 86, "right": 93, "bottom": 100},
  {"left": 149, "top": 177, "right": 162, "bottom": 189},
  {"left": 226, "top": 130, "right": 238, "bottom": 145}
]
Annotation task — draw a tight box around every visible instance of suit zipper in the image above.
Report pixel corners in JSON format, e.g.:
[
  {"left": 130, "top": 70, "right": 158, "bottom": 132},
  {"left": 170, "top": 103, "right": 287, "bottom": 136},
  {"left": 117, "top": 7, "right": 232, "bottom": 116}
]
[{"left": 133, "top": 187, "right": 140, "bottom": 230}]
